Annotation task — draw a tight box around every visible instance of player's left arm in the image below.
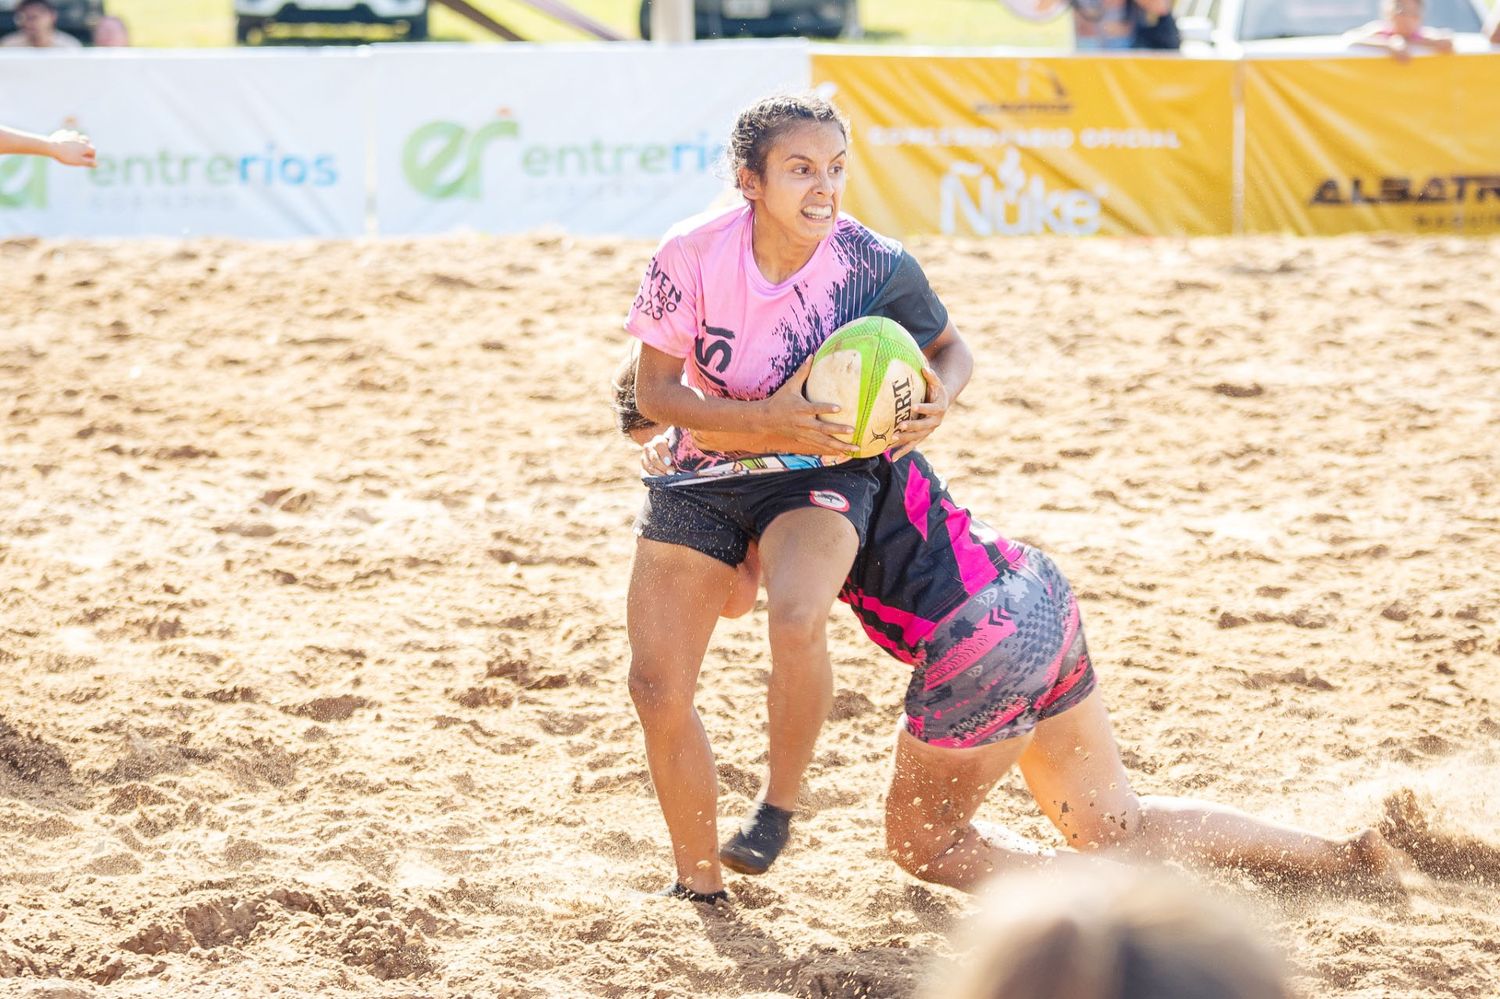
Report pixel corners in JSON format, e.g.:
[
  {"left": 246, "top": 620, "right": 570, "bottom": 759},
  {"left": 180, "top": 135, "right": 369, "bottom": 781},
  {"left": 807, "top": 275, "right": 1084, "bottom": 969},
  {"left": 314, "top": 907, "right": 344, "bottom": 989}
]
[
  {"left": 891, "top": 322, "right": 973, "bottom": 461},
  {"left": 1417, "top": 26, "right": 1454, "bottom": 50},
  {"left": 0, "top": 124, "right": 96, "bottom": 167}
]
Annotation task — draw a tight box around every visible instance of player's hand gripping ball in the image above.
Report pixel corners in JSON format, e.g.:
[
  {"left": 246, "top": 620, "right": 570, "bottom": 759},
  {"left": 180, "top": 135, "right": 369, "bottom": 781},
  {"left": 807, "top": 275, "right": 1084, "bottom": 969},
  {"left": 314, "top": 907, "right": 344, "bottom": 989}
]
[{"left": 804, "top": 317, "right": 928, "bottom": 459}]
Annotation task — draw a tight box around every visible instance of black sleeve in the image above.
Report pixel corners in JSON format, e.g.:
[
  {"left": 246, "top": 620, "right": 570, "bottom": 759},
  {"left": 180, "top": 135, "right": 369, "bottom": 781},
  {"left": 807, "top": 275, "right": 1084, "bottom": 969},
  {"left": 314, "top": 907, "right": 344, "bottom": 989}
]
[{"left": 864, "top": 250, "right": 950, "bottom": 349}]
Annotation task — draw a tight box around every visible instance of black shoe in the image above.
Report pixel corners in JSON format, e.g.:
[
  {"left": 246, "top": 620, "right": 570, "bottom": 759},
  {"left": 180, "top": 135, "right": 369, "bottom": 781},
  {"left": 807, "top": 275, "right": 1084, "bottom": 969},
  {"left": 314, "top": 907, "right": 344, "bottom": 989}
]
[
  {"left": 720, "top": 802, "right": 794, "bottom": 875},
  {"left": 656, "top": 882, "right": 729, "bottom": 905}
]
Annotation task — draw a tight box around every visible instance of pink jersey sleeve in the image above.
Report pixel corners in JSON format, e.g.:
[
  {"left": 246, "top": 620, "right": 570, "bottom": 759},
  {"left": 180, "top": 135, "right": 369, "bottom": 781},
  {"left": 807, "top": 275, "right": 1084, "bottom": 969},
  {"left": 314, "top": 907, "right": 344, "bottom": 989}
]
[{"left": 624, "top": 235, "right": 699, "bottom": 360}]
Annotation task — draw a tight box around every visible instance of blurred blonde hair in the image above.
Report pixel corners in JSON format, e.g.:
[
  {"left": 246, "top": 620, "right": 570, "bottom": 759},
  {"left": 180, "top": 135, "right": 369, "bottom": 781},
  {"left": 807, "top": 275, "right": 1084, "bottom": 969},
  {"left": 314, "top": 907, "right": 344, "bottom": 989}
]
[{"left": 931, "top": 865, "right": 1291, "bottom": 999}]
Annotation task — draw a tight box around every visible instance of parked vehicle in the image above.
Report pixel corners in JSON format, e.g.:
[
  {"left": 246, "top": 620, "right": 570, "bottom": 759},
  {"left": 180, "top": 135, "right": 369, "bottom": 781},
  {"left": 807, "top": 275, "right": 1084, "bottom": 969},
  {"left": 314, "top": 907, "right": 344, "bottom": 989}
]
[
  {"left": 638, "top": 0, "right": 859, "bottom": 40},
  {"left": 234, "top": 0, "right": 428, "bottom": 44},
  {"left": 1174, "top": 0, "right": 1490, "bottom": 54}
]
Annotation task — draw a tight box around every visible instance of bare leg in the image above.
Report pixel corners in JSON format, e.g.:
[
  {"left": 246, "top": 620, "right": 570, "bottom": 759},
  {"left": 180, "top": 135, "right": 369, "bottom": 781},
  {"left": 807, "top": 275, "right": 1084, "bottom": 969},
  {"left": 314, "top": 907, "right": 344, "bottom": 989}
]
[
  {"left": 627, "top": 538, "right": 736, "bottom": 895},
  {"left": 755, "top": 508, "right": 859, "bottom": 811},
  {"left": 719, "top": 543, "right": 761, "bottom": 620},
  {"left": 884, "top": 728, "right": 1057, "bottom": 891},
  {"left": 1018, "top": 690, "right": 1405, "bottom": 894}
]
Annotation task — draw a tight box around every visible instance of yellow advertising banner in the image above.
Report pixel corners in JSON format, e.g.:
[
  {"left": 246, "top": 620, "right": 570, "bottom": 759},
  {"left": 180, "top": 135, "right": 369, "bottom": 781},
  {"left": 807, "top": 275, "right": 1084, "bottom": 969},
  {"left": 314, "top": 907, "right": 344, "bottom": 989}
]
[
  {"left": 811, "top": 52, "right": 1236, "bottom": 238},
  {"left": 1245, "top": 54, "right": 1500, "bottom": 235}
]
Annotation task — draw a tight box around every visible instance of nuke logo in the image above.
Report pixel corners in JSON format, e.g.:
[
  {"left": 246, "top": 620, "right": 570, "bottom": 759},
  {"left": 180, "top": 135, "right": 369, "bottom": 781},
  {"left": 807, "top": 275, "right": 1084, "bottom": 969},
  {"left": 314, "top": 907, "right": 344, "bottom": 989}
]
[
  {"left": 0, "top": 155, "right": 47, "bottom": 210},
  {"left": 941, "top": 147, "right": 1102, "bottom": 236},
  {"left": 973, "top": 60, "right": 1073, "bottom": 116},
  {"left": 403, "top": 110, "right": 521, "bottom": 200}
]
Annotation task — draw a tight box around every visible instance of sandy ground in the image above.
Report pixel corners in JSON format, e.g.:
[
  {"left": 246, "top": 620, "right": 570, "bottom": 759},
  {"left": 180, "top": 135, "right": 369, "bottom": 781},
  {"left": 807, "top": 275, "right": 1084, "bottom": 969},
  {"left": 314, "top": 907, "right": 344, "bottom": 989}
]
[{"left": 0, "top": 231, "right": 1497, "bottom": 999}]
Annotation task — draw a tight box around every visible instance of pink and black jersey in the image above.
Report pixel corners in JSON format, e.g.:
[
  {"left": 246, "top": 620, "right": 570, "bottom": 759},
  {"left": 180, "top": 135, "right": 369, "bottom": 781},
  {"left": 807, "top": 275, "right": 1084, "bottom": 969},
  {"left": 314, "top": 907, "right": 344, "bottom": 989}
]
[
  {"left": 840, "top": 447, "right": 1098, "bottom": 744},
  {"left": 840, "top": 452, "right": 1028, "bottom": 663},
  {"left": 624, "top": 204, "right": 948, "bottom": 485},
  {"left": 843, "top": 451, "right": 1097, "bottom": 746}
]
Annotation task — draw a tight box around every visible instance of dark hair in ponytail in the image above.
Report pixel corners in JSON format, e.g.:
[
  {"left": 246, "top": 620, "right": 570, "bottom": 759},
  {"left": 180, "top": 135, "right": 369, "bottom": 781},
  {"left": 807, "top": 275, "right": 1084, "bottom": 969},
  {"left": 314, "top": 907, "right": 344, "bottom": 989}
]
[{"left": 727, "top": 93, "right": 849, "bottom": 189}]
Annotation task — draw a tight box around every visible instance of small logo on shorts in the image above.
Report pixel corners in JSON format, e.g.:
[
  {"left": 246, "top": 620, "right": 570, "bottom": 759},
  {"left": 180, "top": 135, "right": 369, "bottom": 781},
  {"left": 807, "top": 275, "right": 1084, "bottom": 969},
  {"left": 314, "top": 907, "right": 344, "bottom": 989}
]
[{"left": 809, "top": 489, "right": 851, "bottom": 513}]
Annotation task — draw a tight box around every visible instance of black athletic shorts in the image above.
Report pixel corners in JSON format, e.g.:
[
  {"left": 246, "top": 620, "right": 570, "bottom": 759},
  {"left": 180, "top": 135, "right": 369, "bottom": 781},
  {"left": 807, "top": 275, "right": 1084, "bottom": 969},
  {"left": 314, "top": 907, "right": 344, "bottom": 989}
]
[{"left": 635, "top": 459, "right": 881, "bottom": 567}]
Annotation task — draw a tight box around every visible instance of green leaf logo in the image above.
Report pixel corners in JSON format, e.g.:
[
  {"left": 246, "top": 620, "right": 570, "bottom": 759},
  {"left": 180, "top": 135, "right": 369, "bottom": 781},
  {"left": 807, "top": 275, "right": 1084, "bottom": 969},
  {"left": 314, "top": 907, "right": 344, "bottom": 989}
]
[
  {"left": 402, "top": 117, "right": 520, "bottom": 201},
  {"left": 0, "top": 155, "right": 47, "bottom": 210}
]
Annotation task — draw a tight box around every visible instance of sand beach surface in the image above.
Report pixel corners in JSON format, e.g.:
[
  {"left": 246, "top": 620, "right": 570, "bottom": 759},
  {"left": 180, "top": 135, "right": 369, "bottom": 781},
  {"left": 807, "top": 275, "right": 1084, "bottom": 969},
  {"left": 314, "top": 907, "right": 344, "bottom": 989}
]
[{"left": 1, "top": 231, "right": 1497, "bottom": 997}]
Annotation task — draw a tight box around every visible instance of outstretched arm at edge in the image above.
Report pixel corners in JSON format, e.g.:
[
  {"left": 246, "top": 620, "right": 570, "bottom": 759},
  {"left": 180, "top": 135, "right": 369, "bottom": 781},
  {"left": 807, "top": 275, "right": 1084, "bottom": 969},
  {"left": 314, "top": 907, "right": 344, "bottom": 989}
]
[{"left": 0, "top": 124, "right": 96, "bottom": 167}]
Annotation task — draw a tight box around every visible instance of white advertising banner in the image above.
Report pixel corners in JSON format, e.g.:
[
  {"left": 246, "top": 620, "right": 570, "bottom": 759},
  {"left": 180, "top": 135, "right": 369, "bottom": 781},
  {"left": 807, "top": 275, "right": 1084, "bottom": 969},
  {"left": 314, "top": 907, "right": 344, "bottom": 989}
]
[
  {"left": 0, "top": 50, "right": 369, "bottom": 239},
  {"left": 372, "top": 41, "right": 810, "bottom": 237}
]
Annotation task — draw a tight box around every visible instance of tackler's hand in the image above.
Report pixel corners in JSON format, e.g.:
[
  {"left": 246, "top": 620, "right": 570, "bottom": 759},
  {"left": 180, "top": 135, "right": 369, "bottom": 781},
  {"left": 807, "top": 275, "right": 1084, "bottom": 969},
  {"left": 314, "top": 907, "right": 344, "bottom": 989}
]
[
  {"left": 890, "top": 366, "right": 950, "bottom": 462},
  {"left": 640, "top": 432, "right": 674, "bottom": 476}
]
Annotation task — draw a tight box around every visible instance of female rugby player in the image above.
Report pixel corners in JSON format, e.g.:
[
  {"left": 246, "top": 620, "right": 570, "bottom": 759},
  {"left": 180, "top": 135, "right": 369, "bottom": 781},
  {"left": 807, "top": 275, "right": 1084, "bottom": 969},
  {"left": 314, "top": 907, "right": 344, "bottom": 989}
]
[{"left": 622, "top": 92, "right": 971, "bottom": 902}]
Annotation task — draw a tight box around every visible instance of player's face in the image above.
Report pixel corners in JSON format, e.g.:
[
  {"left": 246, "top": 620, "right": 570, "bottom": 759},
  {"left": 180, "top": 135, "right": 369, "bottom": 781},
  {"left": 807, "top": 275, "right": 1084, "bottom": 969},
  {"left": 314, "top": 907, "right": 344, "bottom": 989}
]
[{"left": 743, "top": 121, "right": 847, "bottom": 247}]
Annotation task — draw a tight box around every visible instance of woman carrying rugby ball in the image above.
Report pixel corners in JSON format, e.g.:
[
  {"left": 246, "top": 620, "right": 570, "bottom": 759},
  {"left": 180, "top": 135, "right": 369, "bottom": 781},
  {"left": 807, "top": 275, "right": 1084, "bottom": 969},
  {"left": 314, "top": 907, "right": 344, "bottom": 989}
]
[{"left": 622, "top": 92, "right": 972, "bottom": 903}]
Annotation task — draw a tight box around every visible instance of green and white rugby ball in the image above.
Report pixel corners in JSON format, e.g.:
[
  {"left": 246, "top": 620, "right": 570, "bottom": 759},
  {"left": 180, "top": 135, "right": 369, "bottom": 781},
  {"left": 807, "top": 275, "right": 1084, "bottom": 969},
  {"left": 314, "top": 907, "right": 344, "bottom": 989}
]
[{"left": 805, "top": 317, "right": 927, "bottom": 459}]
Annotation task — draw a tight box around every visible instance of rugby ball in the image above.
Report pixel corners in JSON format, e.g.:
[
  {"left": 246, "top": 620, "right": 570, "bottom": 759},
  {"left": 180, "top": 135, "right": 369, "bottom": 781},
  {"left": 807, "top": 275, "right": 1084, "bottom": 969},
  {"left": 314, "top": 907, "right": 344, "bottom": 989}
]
[{"left": 805, "top": 317, "right": 927, "bottom": 459}]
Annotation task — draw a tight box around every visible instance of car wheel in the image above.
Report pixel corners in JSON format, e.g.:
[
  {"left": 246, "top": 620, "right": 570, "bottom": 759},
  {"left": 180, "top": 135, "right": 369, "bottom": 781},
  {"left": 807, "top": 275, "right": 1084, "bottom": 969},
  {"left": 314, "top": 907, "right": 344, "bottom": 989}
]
[
  {"left": 405, "top": 9, "right": 428, "bottom": 40},
  {"left": 638, "top": 0, "right": 651, "bottom": 39},
  {"left": 235, "top": 15, "right": 267, "bottom": 44}
]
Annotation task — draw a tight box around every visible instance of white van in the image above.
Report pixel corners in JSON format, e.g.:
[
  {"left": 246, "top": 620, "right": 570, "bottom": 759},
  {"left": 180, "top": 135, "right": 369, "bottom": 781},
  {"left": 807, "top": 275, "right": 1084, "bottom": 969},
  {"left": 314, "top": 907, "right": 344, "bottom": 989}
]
[{"left": 1175, "top": 0, "right": 1490, "bottom": 54}]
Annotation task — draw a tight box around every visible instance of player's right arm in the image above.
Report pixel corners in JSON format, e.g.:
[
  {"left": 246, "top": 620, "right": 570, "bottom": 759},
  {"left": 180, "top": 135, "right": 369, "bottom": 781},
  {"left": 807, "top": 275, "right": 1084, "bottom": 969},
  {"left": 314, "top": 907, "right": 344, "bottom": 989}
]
[
  {"left": 626, "top": 233, "right": 852, "bottom": 458},
  {"left": 633, "top": 345, "right": 853, "bottom": 456}
]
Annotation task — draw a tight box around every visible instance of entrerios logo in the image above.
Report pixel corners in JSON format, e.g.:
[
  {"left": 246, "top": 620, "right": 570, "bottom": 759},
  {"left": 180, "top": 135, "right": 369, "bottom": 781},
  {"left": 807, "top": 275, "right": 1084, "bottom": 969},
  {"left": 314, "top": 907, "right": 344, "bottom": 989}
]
[
  {"left": 401, "top": 111, "right": 725, "bottom": 201},
  {"left": 89, "top": 146, "right": 339, "bottom": 189},
  {"left": 940, "top": 148, "right": 1102, "bottom": 236},
  {"left": 2, "top": 143, "right": 339, "bottom": 211},
  {"left": 403, "top": 113, "right": 522, "bottom": 200}
]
